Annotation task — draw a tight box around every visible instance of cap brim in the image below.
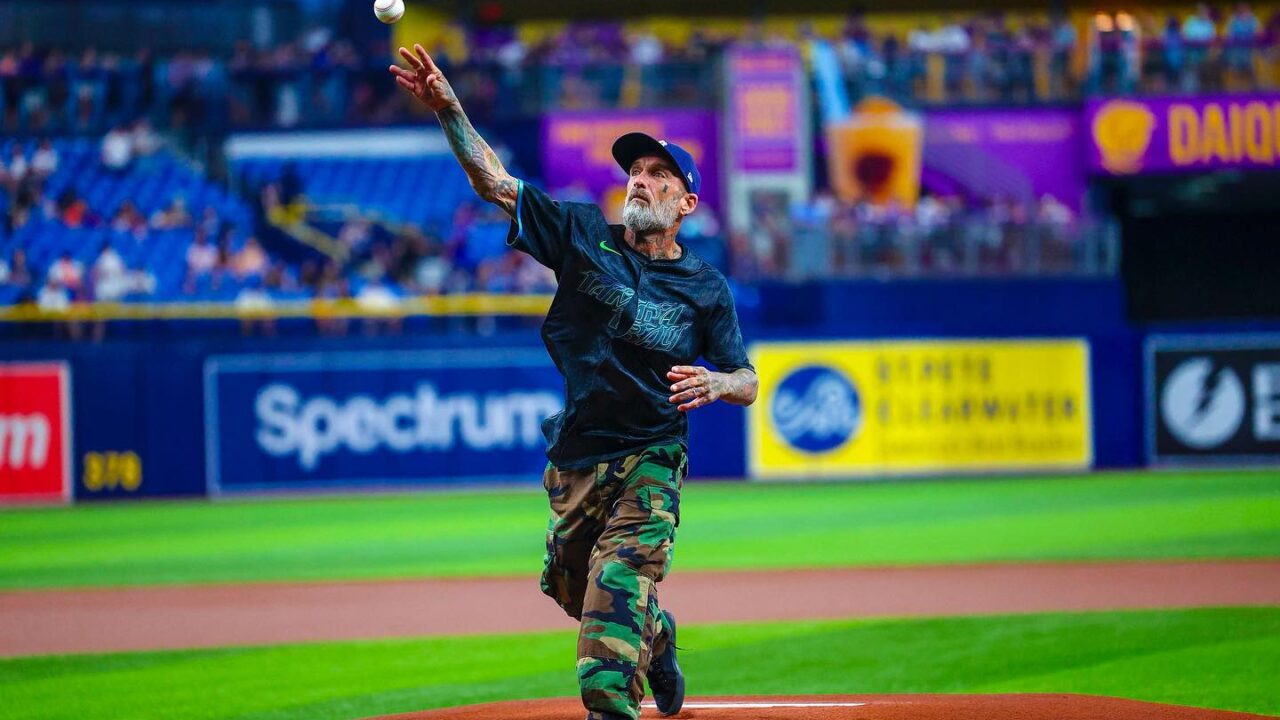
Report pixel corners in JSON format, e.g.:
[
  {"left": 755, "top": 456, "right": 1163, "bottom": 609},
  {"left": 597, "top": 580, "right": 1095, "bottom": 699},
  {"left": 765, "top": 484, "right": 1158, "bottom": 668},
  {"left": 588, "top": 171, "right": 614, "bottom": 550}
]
[{"left": 611, "top": 132, "right": 691, "bottom": 192}]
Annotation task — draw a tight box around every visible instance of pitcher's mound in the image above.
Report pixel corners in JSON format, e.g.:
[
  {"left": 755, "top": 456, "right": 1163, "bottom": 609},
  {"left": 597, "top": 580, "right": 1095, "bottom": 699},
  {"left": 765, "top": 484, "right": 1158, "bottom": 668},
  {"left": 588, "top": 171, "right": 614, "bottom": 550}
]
[{"left": 370, "top": 694, "right": 1273, "bottom": 720}]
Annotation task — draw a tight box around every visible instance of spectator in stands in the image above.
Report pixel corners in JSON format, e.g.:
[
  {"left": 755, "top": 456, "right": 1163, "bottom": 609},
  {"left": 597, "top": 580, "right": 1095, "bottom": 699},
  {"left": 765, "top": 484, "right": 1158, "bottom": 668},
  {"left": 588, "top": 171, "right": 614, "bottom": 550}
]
[
  {"left": 231, "top": 236, "right": 269, "bottom": 279},
  {"left": 1183, "top": 5, "right": 1220, "bottom": 42},
  {"left": 411, "top": 233, "right": 453, "bottom": 295},
  {"left": 235, "top": 275, "right": 276, "bottom": 337},
  {"left": 131, "top": 118, "right": 160, "bottom": 157},
  {"left": 513, "top": 250, "right": 556, "bottom": 293},
  {"left": 54, "top": 189, "right": 94, "bottom": 228},
  {"left": 101, "top": 124, "right": 133, "bottom": 171},
  {"left": 1036, "top": 194, "right": 1076, "bottom": 270},
  {"left": 30, "top": 137, "right": 57, "bottom": 179},
  {"left": 355, "top": 240, "right": 390, "bottom": 283},
  {"left": 90, "top": 242, "right": 127, "bottom": 302},
  {"left": 48, "top": 250, "right": 84, "bottom": 293},
  {"left": 0, "top": 50, "right": 18, "bottom": 131},
  {"left": 2, "top": 248, "right": 33, "bottom": 300},
  {"left": 199, "top": 207, "right": 221, "bottom": 238},
  {"left": 214, "top": 234, "right": 234, "bottom": 285},
  {"left": 356, "top": 275, "right": 401, "bottom": 335},
  {"left": 1049, "top": 14, "right": 1078, "bottom": 99},
  {"left": 475, "top": 251, "right": 519, "bottom": 293},
  {"left": 262, "top": 261, "right": 297, "bottom": 293},
  {"left": 1182, "top": 4, "right": 1218, "bottom": 90},
  {"left": 110, "top": 199, "right": 149, "bottom": 240},
  {"left": 2, "top": 144, "right": 29, "bottom": 191},
  {"left": 338, "top": 217, "right": 373, "bottom": 253},
  {"left": 4, "top": 172, "right": 38, "bottom": 232},
  {"left": 1226, "top": 4, "right": 1262, "bottom": 86},
  {"left": 1037, "top": 194, "right": 1074, "bottom": 227},
  {"left": 36, "top": 277, "right": 71, "bottom": 313},
  {"left": 1159, "top": 16, "right": 1188, "bottom": 90},
  {"left": 184, "top": 229, "right": 218, "bottom": 293},
  {"left": 151, "top": 196, "right": 193, "bottom": 229},
  {"left": 314, "top": 260, "right": 352, "bottom": 335}
]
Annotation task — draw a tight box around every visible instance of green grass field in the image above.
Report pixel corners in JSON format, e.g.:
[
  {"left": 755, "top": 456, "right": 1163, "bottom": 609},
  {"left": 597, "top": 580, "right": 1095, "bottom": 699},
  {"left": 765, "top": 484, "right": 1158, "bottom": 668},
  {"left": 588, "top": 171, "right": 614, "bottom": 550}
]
[
  {"left": 2, "top": 469, "right": 1278, "bottom": 719},
  {"left": 2, "top": 608, "right": 1278, "bottom": 719},
  {"left": 2, "top": 469, "right": 1278, "bottom": 589}
]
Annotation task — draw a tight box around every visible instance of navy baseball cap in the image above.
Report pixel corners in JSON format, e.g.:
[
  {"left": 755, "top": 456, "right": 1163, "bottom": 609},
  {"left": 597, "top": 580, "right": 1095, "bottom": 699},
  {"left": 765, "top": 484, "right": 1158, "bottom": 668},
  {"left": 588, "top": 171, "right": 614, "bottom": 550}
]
[{"left": 611, "top": 132, "right": 701, "bottom": 195}]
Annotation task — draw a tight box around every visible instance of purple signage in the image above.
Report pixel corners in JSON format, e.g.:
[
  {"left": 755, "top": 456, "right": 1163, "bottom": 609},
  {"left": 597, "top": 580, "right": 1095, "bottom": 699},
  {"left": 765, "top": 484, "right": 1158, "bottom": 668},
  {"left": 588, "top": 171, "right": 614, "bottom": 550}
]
[
  {"left": 1086, "top": 94, "right": 1280, "bottom": 176},
  {"left": 727, "top": 48, "right": 803, "bottom": 173},
  {"left": 542, "top": 109, "right": 720, "bottom": 213},
  {"left": 922, "top": 108, "right": 1086, "bottom": 210}
]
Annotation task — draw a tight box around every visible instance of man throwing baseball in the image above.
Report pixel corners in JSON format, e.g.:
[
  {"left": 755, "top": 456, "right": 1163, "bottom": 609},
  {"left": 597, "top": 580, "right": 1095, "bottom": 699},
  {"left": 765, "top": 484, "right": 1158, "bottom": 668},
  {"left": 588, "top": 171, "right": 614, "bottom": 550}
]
[{"left": 392, "top": 45, "right": 758, "bottom": 720}]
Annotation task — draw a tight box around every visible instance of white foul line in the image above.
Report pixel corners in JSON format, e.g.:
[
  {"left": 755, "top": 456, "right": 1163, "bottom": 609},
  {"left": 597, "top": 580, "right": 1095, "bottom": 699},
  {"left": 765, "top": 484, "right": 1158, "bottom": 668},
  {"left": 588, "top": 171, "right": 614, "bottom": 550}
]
[{"left": 642, "top": 702, "right": 868, "bottom": 709}]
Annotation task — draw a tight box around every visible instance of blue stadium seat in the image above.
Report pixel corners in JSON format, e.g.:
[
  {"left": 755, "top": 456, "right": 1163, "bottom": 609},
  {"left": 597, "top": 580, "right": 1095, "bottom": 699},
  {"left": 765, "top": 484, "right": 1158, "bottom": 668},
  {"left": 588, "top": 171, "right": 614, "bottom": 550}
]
[{"left": 2, "top": 139, "right": 260, "bottom": 306}]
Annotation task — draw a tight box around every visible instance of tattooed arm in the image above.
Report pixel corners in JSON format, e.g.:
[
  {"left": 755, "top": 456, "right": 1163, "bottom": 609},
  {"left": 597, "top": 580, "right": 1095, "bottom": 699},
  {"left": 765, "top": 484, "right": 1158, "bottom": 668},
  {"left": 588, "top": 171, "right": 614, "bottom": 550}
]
[
  {"left": 667, "top": 366, "right": 759, "bottom": 412},
  {"left": 390, "top": 44, "right": 518, "bottom": 216}
]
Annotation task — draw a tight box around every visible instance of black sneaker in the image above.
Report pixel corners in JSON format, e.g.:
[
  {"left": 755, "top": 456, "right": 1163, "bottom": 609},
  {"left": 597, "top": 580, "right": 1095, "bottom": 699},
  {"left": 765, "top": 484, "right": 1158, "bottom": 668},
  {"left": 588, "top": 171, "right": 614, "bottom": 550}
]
[
  {"left": 647, "top": 610, "right": 686, "bottom": 716},
  {"left": 584, "top": 713, "right": 631, "bottom": 720}
]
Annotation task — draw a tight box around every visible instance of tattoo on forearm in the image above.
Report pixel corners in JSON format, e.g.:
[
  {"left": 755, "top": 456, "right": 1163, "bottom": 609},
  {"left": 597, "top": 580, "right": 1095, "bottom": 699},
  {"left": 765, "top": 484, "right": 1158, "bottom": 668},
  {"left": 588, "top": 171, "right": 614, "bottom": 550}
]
[
  {"left": 437, "top": 106, "right": 518, "bottom": 215},
  {"left": 713, "top": 368, "right": 759, "bottom": 406}
]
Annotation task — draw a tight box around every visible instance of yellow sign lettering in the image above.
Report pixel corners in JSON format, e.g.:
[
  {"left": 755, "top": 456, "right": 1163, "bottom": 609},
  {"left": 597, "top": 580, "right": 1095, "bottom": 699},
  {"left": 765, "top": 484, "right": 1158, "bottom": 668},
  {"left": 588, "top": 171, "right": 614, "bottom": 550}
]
[
  {"left": 81, "top": 451, "right": 144, "bottom": 492},
  {"left": 749, "top": 340, "right": 1092, "bottom": 479},
  {"left": 1244, "top": 102, "right": 1274, "bottom": 164},
  {"left": 1201, "top": 104, "right": 1231, "bottom": 162},
  {"left": 1168, "top": 105, "right": 1199, "bottom": 165},
  {"left": 1230, "top": 104, "right": 1244, "bottom": 161}
]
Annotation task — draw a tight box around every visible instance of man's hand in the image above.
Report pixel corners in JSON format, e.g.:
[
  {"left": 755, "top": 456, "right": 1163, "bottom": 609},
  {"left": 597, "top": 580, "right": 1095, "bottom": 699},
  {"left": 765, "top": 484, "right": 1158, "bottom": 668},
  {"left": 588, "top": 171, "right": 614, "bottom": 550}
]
[
  {"left": 667, "top": 366, "right": 759, "bottom": 412},
  {"left": 389, "top": 44, "right": 458, "bottom": 113},
  {"left": 389, "top": 42, "right": 517, "bottom": 215}
]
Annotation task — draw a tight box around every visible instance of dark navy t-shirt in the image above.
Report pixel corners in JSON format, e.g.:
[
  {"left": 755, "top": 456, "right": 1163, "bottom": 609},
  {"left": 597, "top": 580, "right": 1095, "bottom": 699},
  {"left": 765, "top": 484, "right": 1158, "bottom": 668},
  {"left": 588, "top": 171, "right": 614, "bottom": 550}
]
[{"left": 507, "top": 181, "right": 753, "bottom": 469}]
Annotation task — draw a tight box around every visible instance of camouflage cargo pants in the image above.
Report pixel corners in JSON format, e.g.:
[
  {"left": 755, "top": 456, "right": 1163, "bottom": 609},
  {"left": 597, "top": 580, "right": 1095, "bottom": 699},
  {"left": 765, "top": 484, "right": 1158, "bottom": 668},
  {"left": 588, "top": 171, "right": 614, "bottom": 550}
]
[{"left": 540, "top": 443, "right": 687, "bottom": 720}]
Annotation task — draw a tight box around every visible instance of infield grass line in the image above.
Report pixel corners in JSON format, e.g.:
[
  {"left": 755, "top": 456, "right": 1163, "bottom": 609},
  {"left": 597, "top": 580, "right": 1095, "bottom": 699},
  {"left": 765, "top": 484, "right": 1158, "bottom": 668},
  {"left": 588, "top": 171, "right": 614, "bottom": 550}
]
[
  {"left": 0, "top": 607, "right": 1276, "bottom": 720},
  {"left": 0, "top": 469, "right": 1277, "bottom": 589}
]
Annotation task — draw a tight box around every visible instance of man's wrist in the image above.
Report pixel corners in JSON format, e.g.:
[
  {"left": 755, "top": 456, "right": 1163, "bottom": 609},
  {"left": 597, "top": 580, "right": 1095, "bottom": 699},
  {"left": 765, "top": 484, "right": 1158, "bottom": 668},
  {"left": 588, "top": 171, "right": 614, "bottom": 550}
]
[{"left": 434, "top": 101, "right": 464, "bottom": 117}]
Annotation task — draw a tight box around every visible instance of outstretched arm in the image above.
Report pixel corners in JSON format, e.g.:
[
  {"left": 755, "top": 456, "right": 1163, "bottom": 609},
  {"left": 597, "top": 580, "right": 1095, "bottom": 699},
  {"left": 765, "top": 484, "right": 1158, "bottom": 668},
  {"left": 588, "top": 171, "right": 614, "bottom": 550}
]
[
  {"left": 390, "top": 44, "right": 518, "bottom": 216},
  {"left": 667, "top": 366, "right": 759, "bottom": 412}
]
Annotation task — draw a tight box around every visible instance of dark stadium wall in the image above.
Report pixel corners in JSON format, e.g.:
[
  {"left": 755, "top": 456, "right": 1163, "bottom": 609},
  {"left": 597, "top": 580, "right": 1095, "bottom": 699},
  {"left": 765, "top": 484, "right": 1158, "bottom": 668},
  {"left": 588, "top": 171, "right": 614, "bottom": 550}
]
[{"left": 3, "top": 277, "right": 1153, "bottom": 501}]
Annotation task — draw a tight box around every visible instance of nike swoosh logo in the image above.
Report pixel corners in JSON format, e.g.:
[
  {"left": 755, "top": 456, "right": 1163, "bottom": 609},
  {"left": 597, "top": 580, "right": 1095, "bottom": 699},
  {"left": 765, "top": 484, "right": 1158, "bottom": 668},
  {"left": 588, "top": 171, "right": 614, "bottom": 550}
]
[{"left": 600, "top": 241, "right": 622, "bottom": 256}]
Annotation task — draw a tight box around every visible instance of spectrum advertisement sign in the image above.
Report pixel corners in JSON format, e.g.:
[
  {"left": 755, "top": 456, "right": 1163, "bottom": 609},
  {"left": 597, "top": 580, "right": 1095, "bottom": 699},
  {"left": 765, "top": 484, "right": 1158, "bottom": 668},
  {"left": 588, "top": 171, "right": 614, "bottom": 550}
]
[
  {"left": 749, "top": 340, "right": 1093, "bottom": 479},
  {"left": 1087, "top": 93, "right": 1280, "bottom": 176},
  {"left": 542, "top": 109, "right": 721, "bottom": 212},
  {"left": 204, "top": 351, "right": 563, "bottom": 493},
  {"left": 1148, "top": 336, "right": 1280, "bottom": 464},
  {"left": 0, "top": 363, "right": 72, "bottom": 504}
]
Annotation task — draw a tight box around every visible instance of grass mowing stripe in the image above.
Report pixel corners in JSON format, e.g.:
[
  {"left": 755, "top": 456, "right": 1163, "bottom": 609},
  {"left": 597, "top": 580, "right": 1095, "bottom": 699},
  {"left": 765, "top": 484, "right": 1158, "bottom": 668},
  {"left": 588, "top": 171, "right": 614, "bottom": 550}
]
[
  {"left": 1, "top": 608, "right": 1276, "bottom": 720},
  {"left": 1, "top": 470, "right": 1277, "bottom": 589},
  {"left": 974, "top": 635, "right": 1280, "bottom": 712}
]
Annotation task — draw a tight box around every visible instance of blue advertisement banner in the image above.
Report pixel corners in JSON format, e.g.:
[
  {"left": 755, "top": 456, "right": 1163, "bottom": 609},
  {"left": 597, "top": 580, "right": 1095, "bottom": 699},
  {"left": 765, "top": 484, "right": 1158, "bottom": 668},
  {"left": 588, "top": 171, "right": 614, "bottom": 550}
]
[{"left": 204, "top": 350, "right": 565, "bottom": 493}]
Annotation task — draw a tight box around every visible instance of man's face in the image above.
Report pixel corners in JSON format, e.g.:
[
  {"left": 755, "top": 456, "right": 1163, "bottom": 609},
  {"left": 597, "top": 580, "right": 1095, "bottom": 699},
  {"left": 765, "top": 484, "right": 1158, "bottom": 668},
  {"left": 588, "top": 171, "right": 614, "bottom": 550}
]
[{"left": 622, "top": 156, "right": 697, "bottom": 234}]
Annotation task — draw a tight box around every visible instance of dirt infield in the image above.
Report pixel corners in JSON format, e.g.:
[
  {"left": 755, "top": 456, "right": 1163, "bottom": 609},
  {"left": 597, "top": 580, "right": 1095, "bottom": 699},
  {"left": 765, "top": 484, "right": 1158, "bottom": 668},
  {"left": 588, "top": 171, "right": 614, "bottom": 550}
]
[
  {"left": 2, "top": 560, "right": 1278, "bottom": 657},
  {"left": 369, "top": 694, "right": 1276, "bottom": 720}
]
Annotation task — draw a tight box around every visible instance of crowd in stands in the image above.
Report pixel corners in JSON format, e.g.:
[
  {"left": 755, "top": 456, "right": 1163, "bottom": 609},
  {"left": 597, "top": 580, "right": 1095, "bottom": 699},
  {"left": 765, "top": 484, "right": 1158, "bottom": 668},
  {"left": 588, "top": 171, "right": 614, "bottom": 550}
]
[
  {"left": 826, "top": 4, "right": 1277, "bottom": 104},
  {"left": 0, "top": 33, "right": 409, "bottom": 135},
  {"left": 0, "top": 132, "right": 264, "bottom": 319},
  {"left": 3, "top": 5, "right": 1276, "bottom": 135},
  {"left": 731, "top": 191, "right": 1114, "bottom": 280},
  {"left": 1088, "top": 3, "right": 1278, "bottom": 95},
  {"left": 0, "top": 4, "right": 1260, "bottom": 338}
]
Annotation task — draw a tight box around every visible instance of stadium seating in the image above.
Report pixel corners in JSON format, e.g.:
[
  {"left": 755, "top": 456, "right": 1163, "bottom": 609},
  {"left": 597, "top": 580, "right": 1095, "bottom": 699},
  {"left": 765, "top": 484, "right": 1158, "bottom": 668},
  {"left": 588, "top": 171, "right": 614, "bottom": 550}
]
[
  {"left": 0, "top": 137, "right": 256, "bottom": 302},
  {"left": 234, "top": 156, "right": 475, "bottom": 229}
]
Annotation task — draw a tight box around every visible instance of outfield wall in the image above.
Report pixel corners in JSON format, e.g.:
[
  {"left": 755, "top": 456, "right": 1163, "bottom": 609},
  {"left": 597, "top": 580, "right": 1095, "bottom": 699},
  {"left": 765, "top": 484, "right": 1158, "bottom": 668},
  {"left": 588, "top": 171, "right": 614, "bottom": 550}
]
[{"left": 10, "top": 277, "right": 1269, "bottom": 503}]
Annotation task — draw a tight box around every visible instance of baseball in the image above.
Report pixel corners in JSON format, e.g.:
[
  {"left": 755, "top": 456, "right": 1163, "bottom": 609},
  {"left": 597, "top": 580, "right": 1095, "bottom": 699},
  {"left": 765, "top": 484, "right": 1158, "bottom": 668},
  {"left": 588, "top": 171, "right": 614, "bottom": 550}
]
[{"left": 373, "top": 0, "right": 404, "bottom": 24}]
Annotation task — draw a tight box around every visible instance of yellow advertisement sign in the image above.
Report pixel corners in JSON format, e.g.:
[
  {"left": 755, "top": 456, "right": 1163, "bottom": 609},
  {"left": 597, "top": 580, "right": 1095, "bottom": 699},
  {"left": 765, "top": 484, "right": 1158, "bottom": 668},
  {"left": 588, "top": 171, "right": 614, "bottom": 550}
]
[{"left": 749, "top": 339, "right": 1092, "bottom": 479}]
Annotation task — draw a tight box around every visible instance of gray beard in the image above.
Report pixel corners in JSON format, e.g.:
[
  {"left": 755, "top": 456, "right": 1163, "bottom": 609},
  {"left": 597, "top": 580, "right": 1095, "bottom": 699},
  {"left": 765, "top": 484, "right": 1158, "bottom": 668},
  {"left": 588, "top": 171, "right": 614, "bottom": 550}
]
[{"left": 622, "top": 195, "right": 680, "bottom": 234}]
